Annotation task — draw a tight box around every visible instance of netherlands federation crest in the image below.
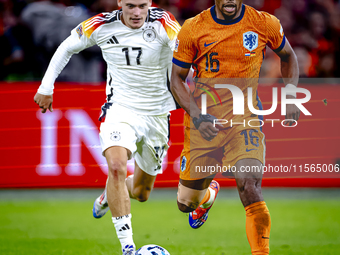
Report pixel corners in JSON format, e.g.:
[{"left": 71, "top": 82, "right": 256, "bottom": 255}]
[
  {"left": 181, "top": 156, "right": 187, "bottom": 172},
  {"left": 243, "top": 31, "right": 258, "bottom": 51}
]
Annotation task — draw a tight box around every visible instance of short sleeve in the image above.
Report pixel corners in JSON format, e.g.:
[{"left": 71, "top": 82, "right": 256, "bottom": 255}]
[
  {"left": 172, "top": 19, "right": 196, "bottom": 69},
  {"left": 161, "top": 11, "right": 181, "bottom": 51},
  {"left": 264, "top": 13, "right": 286, "bottom": 53}
]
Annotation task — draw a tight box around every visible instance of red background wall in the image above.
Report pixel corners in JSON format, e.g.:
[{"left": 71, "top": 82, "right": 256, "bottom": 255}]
[{"left": 0, "top": 82, "right": 339, "bottom": 188}]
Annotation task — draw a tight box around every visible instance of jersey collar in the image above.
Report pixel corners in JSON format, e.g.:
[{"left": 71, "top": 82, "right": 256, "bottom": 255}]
[{"left": 210, "top": 4, "right": 245, "bottom": 25}]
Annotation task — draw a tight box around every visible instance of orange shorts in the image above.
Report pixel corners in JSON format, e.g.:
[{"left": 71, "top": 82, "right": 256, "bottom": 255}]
[{"left": 179, "top": 125, "right": 266, "bottom": 180}]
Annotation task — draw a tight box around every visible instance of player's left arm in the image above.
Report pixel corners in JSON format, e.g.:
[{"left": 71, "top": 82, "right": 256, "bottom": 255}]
[
  {"left": 275, "top": 39, "right": 300, "bottom": 126},
  {"left": 266, "top": 12, "right": 300, "bottom": 126},
  {"left": 34, "top": 14, "right": 100, "bottom": 113}
]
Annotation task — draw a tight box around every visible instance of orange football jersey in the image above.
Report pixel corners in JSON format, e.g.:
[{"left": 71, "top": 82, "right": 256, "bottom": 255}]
[{"left": 173, "top": 4, "right": 285, "bottom": 126}]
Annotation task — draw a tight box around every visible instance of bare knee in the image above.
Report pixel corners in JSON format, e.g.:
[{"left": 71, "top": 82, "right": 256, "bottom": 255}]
[
  {"left": 107, "top": 160, "right": 127, "bottom": 180},
  {"left": 176, "top": 182, "right": 206, "bottom": 213},
  {"left": 237, "top": 178, "right": 263, "bottom": 195},
  {"left": 132, "top": 186, "right": 152, "bottom": 202},
  {"left": 236, "top": 178, "right": 263, "bottom": 206},
  {"left": 134, "top": 192, "right": 149, "bottom": 202},
  {"left": 177, "top": 200, "right": 197, "bottom": 213}
]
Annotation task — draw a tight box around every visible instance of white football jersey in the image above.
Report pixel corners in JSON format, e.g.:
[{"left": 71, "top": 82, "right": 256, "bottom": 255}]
[{"left": 38, "top": 7, "right": 181, "bottom": 115}]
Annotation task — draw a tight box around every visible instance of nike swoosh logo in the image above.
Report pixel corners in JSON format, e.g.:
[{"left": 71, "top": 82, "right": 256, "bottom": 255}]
[
  {"left": 204, "top": 41, "right": 217, "bottom": 47},
  {"left": 246, "top": 148, "right": 258, "bottom": 152}
]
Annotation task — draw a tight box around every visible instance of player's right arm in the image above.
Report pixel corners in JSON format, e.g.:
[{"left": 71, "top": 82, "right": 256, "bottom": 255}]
[
  {"left": 170, "top": 19, "right": 219, "bottom": 141},
  {"left": 34, "top": 15, "right": 99, "bottom": 113},
  {"left": 170, "top": 64, "right": 219, "bottom": 141}
]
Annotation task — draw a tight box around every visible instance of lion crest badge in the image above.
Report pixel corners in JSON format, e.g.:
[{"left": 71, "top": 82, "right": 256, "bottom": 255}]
[{"left": 243, "top": 31, "right": 258, "bottom": 51}]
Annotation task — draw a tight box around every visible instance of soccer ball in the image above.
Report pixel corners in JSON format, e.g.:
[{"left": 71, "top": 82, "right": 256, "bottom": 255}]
[{"left": 135, "top": 244, "right": 170, "bottom": 255}]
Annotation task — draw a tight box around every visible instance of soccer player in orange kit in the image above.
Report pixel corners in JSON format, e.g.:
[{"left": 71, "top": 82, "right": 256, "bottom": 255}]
[{"left": 170, "top": 0, "right": 300, "bottom": 254}]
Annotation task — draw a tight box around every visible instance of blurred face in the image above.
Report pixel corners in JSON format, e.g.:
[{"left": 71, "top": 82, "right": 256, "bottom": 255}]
[
  {"left": 118, "top": 0, "right": 151, "bottom": 29},
  {"left": 310, "top": 12, "right": 326, "bottom": 39},
  {"left": 215, "top": 0, "right": 243, "bottom": 20}
]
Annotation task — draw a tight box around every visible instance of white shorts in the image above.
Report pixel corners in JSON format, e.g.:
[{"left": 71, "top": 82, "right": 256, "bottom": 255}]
[{"left": 99, "top": 103, "right": 170, "bottom": 176}]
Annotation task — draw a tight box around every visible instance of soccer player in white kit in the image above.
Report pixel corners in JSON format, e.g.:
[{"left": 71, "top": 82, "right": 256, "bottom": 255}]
[{"left": 33, "top": 1, "right": 180, "bottom": 254}]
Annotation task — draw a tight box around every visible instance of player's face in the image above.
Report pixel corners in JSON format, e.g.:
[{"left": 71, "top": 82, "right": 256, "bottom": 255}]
[
  {"left": 215, "top": 0, "right": 243, "bottom": 20},
  {"left": 118, "top": 0, "right": 152, "bottom": 29}
]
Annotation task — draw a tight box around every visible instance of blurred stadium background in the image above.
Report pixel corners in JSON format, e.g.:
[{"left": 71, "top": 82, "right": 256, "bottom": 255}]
[
  {"left": 1, "top": 0, "right": 340, "bottom": 254},
  {"left": 1, "top": 0, "right": 340, "bottom": 81}
]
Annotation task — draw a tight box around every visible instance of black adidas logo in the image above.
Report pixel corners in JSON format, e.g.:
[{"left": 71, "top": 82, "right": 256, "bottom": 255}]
[
  {"left": 107, "top": 35, "right": 119, "bottom": 44},
  {"left": 119, "top": 224, "right": 130, "bottom": 231}
]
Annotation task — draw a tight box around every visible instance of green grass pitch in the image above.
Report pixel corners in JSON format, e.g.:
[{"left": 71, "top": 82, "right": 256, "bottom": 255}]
[{"left": 1, "top": 188, "right": 340, "bottom": 255}]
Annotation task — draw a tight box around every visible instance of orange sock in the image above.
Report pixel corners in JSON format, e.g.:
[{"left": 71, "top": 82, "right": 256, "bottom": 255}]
[
  {"left": 245, "top": 201, "right": 271, "bottom": 255},
  {"left": 198, "top": 188, "right": 210, "bottom": 207}
]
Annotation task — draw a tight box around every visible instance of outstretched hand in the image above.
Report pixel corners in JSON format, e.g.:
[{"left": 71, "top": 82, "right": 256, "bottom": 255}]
[{"left": 34, "top": 93, "right": 53, "bottom": 113}]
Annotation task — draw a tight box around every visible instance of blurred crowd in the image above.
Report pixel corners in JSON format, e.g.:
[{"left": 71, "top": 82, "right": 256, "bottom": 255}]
[{"left": 1, "top": 0, "right": 339, "bottom": 82}]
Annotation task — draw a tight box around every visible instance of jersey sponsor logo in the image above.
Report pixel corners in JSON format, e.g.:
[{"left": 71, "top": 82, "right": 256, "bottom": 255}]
[
  {"left": 142, "top": 27, "right": 156, "bottom": 42},
  {"left": 246, "top": 148, "right": 258, "bottom": 152},
  {"left": 76, "top": 25, "right": 83, "bottom": 38},
  {"left": 110, "top": 131, "right": 121, "bottom": 141},
  {"left": 181, "top": 156, "right": 187, "bottom": 172},
  {"left": 204, "top": 41, "right": 217, "bottom": 47},
  {"left": 107, "top": 35, "right": 119, "bottom": 44},
  {"left": 243, "top": 31, "right": 258, "bottom": 51}
]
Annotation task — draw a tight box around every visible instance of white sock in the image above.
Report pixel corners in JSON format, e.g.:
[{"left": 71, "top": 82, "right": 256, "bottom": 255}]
[
  {"left": 112, "top": 214, "right": 135, "bottom": 250},
  {"left": 200, "top": 187, "right": 215, "bottom": 209}
]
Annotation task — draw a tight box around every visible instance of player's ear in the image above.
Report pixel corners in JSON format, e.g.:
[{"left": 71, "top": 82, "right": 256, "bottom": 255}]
[
  {"left": 117, "top": 0, "right": 122, "bottom": 8},
  {"left": 148, "top": 0, "right": 152, "bottom": 7}
]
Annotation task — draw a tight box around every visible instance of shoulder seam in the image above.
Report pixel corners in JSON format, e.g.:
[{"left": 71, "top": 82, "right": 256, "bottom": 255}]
[
  {"left": 148, "top": 9, "right": 180, "bottom": 33},
  {"left": 83, "top": 10, "right": 120, "bottom": 37}
]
